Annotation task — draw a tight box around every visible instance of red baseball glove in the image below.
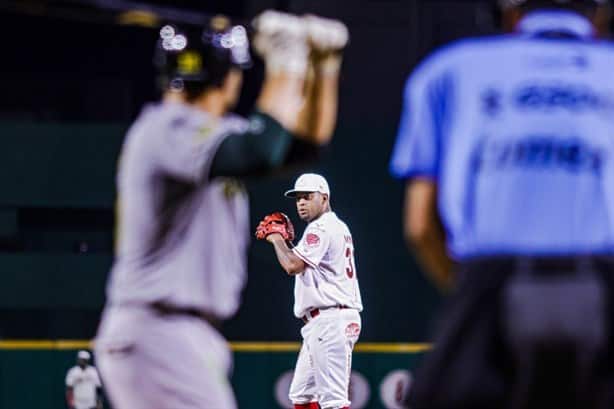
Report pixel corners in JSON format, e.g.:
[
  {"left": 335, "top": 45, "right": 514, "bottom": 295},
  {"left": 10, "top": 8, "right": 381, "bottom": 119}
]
[{"left": 255, "top": 212, "right": 295, "bottom": 241}]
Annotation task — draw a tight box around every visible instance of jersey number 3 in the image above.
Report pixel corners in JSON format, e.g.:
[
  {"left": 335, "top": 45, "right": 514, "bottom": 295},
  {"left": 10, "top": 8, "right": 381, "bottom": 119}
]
[{"left": 345, "top": 247, "right": 355, "bottom": 279}]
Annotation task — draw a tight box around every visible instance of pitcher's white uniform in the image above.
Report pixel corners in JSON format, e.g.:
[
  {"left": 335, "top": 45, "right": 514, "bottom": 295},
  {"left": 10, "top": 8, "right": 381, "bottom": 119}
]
[{"left": 290, "top": 211, "right": 363, "bottom": 409}]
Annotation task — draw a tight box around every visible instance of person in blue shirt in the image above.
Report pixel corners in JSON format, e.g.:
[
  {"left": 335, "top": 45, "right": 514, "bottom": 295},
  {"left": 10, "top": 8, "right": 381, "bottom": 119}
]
[{"left": 390, "top": 0, "right": 614, "bottom": 408}]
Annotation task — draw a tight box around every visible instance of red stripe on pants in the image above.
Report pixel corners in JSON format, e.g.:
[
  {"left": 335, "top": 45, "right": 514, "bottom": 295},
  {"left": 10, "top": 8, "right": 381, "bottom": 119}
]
[{"left": 294, "top": 403, "right": 319, "bottom": 409}]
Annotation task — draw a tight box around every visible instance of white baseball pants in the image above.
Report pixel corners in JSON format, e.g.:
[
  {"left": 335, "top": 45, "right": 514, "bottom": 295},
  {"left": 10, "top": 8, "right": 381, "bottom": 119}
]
[{"left": 289, "top": 308, "right": 361, "bottom": 409}]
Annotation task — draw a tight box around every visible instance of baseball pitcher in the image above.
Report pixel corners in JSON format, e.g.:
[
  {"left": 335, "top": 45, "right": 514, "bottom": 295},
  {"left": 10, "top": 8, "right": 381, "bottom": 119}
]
[{"left": 256, "top": 173, "right": 363, "bottom": 409}]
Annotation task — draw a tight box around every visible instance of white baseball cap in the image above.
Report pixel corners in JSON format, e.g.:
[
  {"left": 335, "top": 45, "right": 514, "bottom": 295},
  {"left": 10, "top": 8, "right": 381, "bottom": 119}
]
[
  {"left": 284, "top": 173, "right": 330, "bottom": 197},
  {"left": 77, "top": 350, "right": 91, "bottom": 360}
]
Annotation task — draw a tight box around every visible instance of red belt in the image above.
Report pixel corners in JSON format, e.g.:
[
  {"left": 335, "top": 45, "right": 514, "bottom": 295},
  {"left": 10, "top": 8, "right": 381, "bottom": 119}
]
[{"left": 301, "top": 305, "right": 350, "bottom": 324}]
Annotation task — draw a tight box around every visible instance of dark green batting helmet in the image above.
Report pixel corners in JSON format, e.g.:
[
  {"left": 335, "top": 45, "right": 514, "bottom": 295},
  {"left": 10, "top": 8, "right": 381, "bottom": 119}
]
[{"left": 154, "top": 16, "right": 252, "bottom": 92}]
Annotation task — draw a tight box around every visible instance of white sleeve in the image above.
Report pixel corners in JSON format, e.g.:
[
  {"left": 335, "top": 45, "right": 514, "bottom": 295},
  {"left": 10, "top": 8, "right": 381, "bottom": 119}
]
[
  {"left": 92, "top": 368, "right": 102, "bottom": 387},
  {"left": 293, "top": 226, "right": 330, "bottom": 267},
  {"left": 65, "top": 368, "right": 75, "bottom": 387}
]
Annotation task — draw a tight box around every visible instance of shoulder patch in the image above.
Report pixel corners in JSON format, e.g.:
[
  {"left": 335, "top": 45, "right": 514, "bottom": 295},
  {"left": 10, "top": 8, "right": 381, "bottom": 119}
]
[{"left": 305, "top": 233, "right": 320, "bottom": 247}]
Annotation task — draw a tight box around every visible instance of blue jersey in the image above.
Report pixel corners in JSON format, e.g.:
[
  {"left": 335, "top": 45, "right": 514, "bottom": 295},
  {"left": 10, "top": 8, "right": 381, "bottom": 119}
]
[{"left": 390, "top": 10, "right": 614, "bottom": 259}]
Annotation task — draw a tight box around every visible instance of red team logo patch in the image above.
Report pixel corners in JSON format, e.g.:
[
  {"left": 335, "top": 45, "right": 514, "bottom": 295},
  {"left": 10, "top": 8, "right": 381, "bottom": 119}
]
[
  {"left": 305, "top": 233, "right": 320, "bottom": 247},
  {"left": 345, "top": 322, "right": 361, "bottom": 339}
]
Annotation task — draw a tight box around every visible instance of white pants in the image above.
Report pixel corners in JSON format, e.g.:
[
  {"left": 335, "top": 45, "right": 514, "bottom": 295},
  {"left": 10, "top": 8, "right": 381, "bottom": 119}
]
[
  {"left": 94, "top": 306, "right": 236, "bottom": 409},
  {"left": 289, "top": 308, "right": 361, "bottom": 409},
  {"left": 74, "top": 404, "right": 97, "bottom": 409}
]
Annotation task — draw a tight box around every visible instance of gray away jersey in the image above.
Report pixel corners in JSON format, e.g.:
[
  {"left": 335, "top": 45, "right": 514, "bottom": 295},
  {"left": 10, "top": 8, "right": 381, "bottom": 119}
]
[{"left": 106, "top": 102, "right": 250, "bottom": 319}]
